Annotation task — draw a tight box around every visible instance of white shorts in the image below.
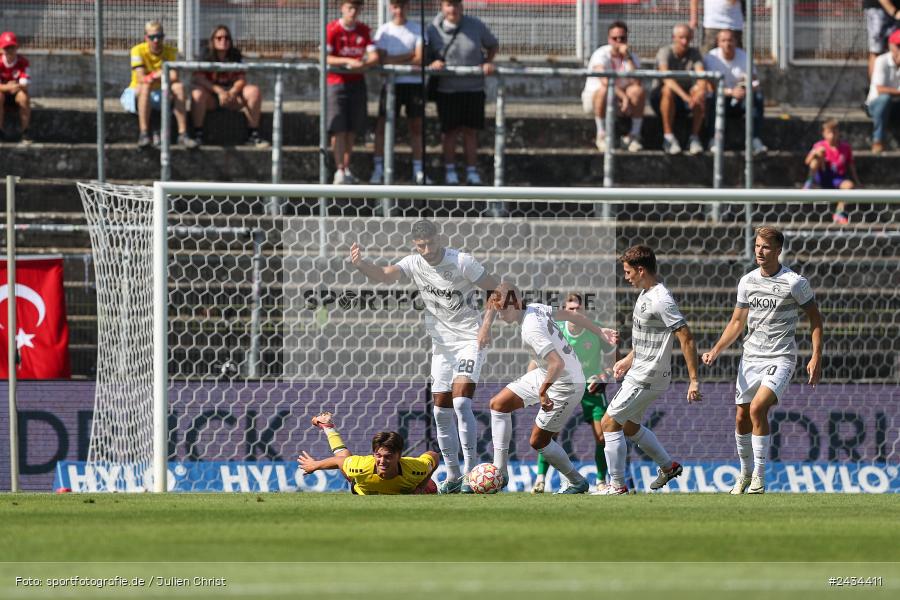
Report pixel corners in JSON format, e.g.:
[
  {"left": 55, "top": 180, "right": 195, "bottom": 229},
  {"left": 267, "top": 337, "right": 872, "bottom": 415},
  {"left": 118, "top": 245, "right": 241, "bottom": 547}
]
[
  {"left": 581, "top": 79, "right": 640, "bottom": 113},
  {"left": 506, "top": 369, "right": 584, "bottom": 433},
  {"left": 430, "top": 340, "right": 486, "bottom": 393},
  {"left": 606, "top": 378, "right": 663, "bottom": 425},
  {"left": 735, "top": 357, "right": 795, "bottom": 405}
]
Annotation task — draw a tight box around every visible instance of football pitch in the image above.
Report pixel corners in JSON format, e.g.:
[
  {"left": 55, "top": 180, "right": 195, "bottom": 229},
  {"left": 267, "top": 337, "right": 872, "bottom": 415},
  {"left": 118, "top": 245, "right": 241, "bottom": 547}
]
[{"left": 3, "top": 493, "right": 898, "bottom": 599}]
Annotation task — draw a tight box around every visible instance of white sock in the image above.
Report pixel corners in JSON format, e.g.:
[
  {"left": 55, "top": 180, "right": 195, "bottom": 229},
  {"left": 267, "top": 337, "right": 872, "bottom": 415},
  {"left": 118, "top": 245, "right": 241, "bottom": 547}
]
[
  {"left": 603, "top": 429, "right": 627, "bottom": 488},
  {"left": 751, "top": 434, "right": 769, "bottom": 478},
  {"left": 664, "top": 133, "right": 676, "bottom": 142},
  {"left": 627, "top": 425, "right": 672, "bottom": 469},
  {"left": 736, "top": 431, "right": 752, "bottom": 477},
  {"left": 412, "top": 159, "right": 423, "bottom": 173},
  {"left": 594, "top": 117, "right": 605, "bottom": 136},
  {"left": 453, "top": 397, "right": 478, "bottom": 474},
  {"left": 630, "top": 117, "right": 642, "bottom": 136},
  {"left": 434, "top": 406, "right": 461, "bottom": 480},
  {"left": 373, "top": 156, "right": 384, "bottom": 170},
  {"left": 490, "top": 410, "right": 512, "bottom": 472},
  {"left": 539, "top": 439, "right": 584, "bottom": 485}
]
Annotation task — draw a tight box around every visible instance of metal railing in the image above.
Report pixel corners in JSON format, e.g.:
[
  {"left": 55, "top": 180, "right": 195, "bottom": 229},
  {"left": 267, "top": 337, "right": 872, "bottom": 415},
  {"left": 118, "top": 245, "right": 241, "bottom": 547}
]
[
  {"left": 160, "top": 62, "right": 726, "bottom": 197},
  {"left": 159, "top": 61, "right": 320, "bottom": 184}
]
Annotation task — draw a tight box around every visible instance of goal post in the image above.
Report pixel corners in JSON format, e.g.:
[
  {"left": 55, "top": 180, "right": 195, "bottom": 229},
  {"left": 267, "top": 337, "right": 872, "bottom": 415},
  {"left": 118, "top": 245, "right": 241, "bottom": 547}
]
[{"left": 78, "top": 182, "right": 900, "bottom": 494}]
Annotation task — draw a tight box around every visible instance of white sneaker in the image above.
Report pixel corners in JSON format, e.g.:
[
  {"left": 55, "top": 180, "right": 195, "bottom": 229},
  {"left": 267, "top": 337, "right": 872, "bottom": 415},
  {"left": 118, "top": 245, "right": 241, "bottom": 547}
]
[
  {"left": 592, "top": 484, "right": 628, "bottom": 495},
  {"left": 414, "top": 171, "right": 433, "bottom": 185},
  {"left": 466, "top": 171, "right": 483, "bottom": 185},
  {"left": 663, "top": 137, "right": 681, "bottom": 155},
  {"left": 622, "top": 135, "right": 643, "bottom": 152},
  {"left": 595, "top": 133, "right": 607, "bottom": 153},
  {"left": 688, "top": 136, "right": 704, "bottom": 155},
  {"left": 445, "top": 169, "right": 459, "bottom": 185},
  {"left": 343, "top": 169, "right": 357, "bottom": 184},
  {"left": 369, "top": 168, "right": 383, "bottom": 184},
  {"left": 747, "top": 475, "right": 765, "bottom": 494},
  {"left": 730, "top": 474, "right": 752, "bottom": 495},
  {"left": 752, "top": 137, "right": 768, "bottom": 155},
  {"left": 333, "top": 169, "right": 346, "bottom": 185}
]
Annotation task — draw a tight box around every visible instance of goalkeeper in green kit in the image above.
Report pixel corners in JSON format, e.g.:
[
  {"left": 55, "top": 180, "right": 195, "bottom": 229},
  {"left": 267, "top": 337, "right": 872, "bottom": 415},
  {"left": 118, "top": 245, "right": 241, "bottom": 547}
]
[{"left": 532, "top": 293, "right": 618, "bottom": 494}]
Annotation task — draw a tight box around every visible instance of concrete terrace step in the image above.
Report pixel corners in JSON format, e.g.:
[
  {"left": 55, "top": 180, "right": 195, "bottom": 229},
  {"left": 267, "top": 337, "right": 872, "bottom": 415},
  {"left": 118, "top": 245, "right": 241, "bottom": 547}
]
[
  {"left": 13, "top": 97, "right": 900, "bottom": 152},
  {"left": 4, "top": 143, "right": 900, "bottom": 188}
]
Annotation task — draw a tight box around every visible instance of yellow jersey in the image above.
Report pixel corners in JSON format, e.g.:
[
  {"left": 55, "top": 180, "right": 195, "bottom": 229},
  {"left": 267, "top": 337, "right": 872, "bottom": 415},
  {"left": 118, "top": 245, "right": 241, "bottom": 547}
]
[
  {"left": 342, "top": 453, "right": 436, "bottom": 495},
  {"left": 129, "top": 42, "right": 177, "bottom": 89}
]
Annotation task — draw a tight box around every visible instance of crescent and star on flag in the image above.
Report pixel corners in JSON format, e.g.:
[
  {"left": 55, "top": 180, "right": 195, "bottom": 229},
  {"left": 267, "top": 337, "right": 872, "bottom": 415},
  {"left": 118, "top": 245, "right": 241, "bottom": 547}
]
[{"left": 0, "top": 283, "right": 47, "bottom": 351}]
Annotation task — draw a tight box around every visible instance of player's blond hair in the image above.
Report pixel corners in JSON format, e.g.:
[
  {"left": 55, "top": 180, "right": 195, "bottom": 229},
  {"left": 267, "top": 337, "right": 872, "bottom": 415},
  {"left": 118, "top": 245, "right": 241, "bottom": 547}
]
[
  {"left": 145, "top": 20, "right": 163, "bottom": 34},
  {"left": 755, "top": 226, "right": 784, "bottom": 248}
]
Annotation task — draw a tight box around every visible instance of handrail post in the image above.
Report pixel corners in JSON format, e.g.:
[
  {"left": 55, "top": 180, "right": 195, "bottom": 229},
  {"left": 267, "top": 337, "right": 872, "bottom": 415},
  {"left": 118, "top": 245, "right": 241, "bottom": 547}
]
[
  {"left": 382, "top": 71, "right": 396, "bottom": 217},
  {"left": 711, "top": 75, "right": 725, "bottom": 221},
  {"left": 269, "top": 70, "right": 284, "bottom": 215},
  {"left": 160, "top": 65, "right": 171, "bottom": 181},
  {"left": 600, "top": 74, "right": 615, "bottom": 218}
]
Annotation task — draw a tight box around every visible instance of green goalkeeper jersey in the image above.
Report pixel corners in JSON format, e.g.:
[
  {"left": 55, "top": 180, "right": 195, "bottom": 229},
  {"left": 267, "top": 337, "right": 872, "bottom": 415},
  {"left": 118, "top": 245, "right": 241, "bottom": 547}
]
[{"left": 556, "top": 320, "right": 614, "bottom": 380}]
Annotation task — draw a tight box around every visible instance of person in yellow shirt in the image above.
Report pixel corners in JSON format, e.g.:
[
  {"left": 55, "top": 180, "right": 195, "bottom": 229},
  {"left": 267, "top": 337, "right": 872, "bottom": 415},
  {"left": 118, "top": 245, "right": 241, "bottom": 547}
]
[
  {"left": 298, "top": 412, "right": 439, "bottom": 494},
  {"left": 120, "top": 20, "right": 195, "bottom": 149}
]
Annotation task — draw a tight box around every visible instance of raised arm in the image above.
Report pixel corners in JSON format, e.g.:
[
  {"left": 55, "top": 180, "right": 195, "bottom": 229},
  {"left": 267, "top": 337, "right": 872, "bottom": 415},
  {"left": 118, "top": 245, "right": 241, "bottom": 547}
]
[
  {"left": 349, "top": 242, "right": 403, "bottom": 284},
  {"left": 674, "top": 325, "right": 702, "bottom": 403},
  {"left": 553, "top": 309, "right": 618, "bottom": 348},
  {"left": 702, "top": 306, "right": 748, "bottom": 366},
  {"left": 804, "top": 303, "right": 824, "bottom": 386}
]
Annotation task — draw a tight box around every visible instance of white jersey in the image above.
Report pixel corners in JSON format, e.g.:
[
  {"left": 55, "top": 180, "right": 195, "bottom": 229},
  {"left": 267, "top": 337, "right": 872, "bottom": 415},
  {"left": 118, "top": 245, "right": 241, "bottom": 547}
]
[
  {"left": 374, "top": 20, "right": 423, "bottom": 85},
  {"left": 736, "top": 265, "right": 815, "bottom": 362},
  {"left": 396, "top": 248, "right": 485, "bottom": 345},
  {"left": 519, "top": 304, "right": 585, "bottom": 385},
  {"left": 625, "top": 283, "right": 687, "bottom": 390},
  {"left": 583, "top": 44, "right": 641, "bottom": 96}
]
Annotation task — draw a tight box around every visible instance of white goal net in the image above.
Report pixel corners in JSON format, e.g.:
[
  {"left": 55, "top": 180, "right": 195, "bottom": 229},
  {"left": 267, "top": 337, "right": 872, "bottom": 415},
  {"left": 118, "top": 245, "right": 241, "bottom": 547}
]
[{"left": 77, "top": 182, "right": 900, "bottom": 494}]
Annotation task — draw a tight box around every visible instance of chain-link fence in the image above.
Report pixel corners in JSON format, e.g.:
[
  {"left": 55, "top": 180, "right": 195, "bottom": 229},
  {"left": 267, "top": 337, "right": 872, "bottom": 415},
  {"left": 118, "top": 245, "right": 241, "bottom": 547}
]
[{"left": 0, "top": 1, "right": 873, "bottom": 63}]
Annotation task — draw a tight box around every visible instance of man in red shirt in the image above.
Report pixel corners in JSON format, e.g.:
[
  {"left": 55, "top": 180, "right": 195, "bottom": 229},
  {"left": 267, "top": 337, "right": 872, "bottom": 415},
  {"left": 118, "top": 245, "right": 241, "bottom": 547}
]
[
  {"left": 0, "top": 31, "right": 32, "bottom": 145},
  {"left": 326, "top": 0, "right": 378, "bottom": 184}
]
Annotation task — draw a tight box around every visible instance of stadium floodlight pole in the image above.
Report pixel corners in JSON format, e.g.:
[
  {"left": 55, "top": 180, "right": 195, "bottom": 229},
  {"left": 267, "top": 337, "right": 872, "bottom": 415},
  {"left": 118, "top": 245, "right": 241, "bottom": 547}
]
[
  {"left": 6, "top": 175, "right": 19, "bottom": 492},
  {"left": 151, "top": 182, "right": 168, "bottom": 493},
  {"left": 94, "top": 0, "right": 105, "bottom": 183},
  {"left": 745, "top": 0, "right": 754, "bottom": 189}
]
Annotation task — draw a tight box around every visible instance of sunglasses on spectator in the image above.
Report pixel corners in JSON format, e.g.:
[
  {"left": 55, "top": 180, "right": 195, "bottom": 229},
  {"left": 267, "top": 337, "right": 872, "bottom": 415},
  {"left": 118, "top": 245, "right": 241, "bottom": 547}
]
[
  {"left": 610, "top": 36, "right": 627, "bottom": 42},
  {"left": 147, "top": 33, "right": 164, "bottom": 41},
  {"left": 215, "top": 35, "right": 231, "bottom": 41}
]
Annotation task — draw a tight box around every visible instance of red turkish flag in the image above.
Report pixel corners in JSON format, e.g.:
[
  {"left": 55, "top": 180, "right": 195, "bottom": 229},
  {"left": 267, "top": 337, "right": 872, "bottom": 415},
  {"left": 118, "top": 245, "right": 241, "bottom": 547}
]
[{"left": 0, "top": 257, "right": 71, "bottom": 379}]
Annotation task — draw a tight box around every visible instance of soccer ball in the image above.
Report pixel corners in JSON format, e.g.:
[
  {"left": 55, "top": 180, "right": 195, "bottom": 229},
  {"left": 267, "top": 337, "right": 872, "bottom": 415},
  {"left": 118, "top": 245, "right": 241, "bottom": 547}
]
[{"left": 466, "top": 463, "right": 504, "bottom": 494}]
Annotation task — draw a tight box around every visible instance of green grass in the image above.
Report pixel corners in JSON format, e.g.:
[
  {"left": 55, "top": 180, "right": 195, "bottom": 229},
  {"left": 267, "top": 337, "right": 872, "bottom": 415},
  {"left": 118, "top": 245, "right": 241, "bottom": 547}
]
[{"left": 3, "top": 493, "right": 899, "bottom": 599}]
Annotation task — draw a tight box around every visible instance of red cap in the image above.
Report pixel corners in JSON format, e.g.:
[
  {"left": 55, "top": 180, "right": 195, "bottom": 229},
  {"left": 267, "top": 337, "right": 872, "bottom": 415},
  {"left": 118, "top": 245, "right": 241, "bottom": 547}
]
[
  {"left": 0, "top": 32, "right": 18, "bottom": 48},
  {"left": 890, "top": 29, "right": 900, "bottom": 47}
]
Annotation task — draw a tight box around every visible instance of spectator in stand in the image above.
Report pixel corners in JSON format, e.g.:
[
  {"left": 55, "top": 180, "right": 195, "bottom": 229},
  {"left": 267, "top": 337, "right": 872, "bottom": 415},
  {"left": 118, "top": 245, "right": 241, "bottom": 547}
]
[
  {"left": 191, "top": 25, "right": 269, "bottom": 149},
  {"left": 703, "top": 29, "right": 766, "bottom": 155},
  {"left": 121, "top": 20, "right": 195, "bottom": 149},
  {"left": 426, "top": 0, "right": 498, "bottom": 185},
  {"left": 0, "top": 31, "right": 32, "bottom": 145},
  {"left": 651, "top": 24, "right": 707, "bottom": 155},
  {"left": 690, "top": 0, "right": 744, "bottom": 53},
  {"left": 327, "top": 0, "right": 379, "bottom": 184},
  {"left": 867, "top": 29, "right": 900, "bottom": 153},
  {"left": 581, "top": 20, "right": 645, "bottom": 153},
  {"left": 864, "top": 1, "right": 900, "bottom": 80},
  {"left": 804, "top": 120, "right": 860, "bottom": 224},
  {"left": 370, "top": 0, "right": 426, "bottom": 184}
]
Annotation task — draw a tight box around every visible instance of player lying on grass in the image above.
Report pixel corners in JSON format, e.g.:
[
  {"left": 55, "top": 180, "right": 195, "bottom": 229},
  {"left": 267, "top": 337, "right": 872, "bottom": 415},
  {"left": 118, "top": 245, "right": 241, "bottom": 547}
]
[
  {"left": 702, "top": 226, "right": 823, "bottom": 495},
  {"left": 298, "top": 412, "right": 440, "bottom": 494},
  {"left": 481, "top": 284, "right": 617, "bottom": 494}
]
